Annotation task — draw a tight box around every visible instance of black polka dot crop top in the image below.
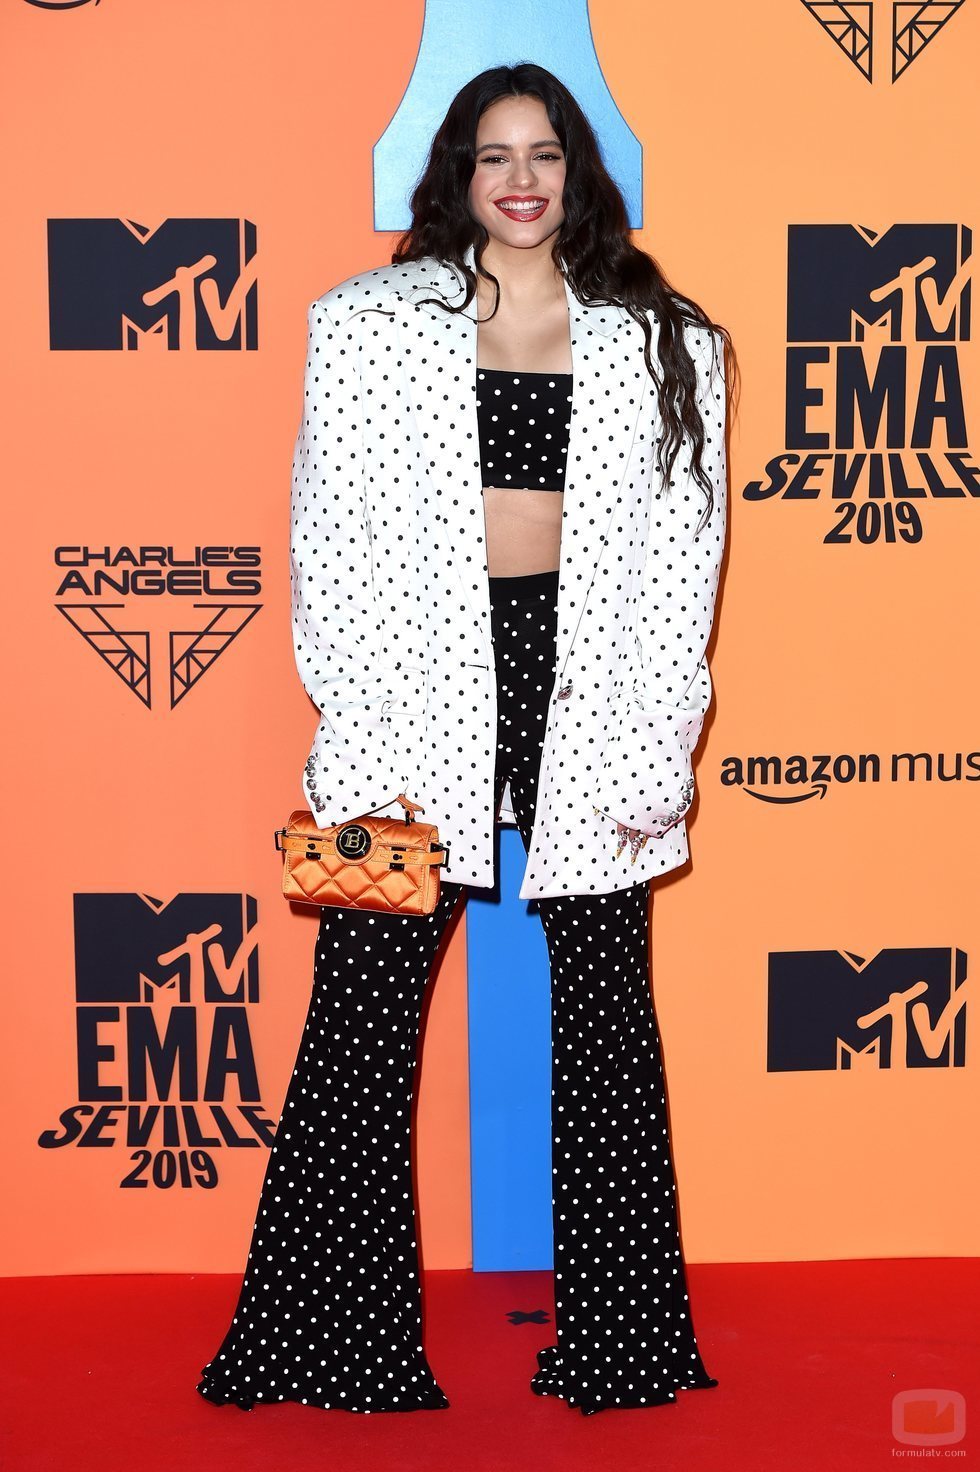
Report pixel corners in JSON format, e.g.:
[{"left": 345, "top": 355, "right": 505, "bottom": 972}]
[{"left": 476, "top": 368, "right": 573, "bottom": 491}]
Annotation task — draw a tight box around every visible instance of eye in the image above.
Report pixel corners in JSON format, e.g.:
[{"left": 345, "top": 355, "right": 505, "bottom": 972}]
[{"left": 479, "top": 152, "right": 564, "bottom": 165}]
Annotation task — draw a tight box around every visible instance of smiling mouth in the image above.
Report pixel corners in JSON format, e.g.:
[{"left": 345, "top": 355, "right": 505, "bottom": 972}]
[{"left": 493, "top": 198, "right": 548, "bottom": 220}]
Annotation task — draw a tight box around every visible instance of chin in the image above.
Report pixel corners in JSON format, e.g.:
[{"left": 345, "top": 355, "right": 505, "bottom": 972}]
[{"left": 483, "top": 218, "right": 561, "bottom": 249}]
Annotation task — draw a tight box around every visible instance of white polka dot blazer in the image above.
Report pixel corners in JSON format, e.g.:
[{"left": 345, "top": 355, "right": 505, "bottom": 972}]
[{"left": 290, "top": 242, "right": 728, "bottom": 900}]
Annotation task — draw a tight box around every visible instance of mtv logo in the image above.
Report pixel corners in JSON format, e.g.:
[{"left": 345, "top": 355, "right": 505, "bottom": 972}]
[
  {"left": 767, "top": 947, "right": 967, "bottom": 1071},
  {"left": 787, "top": 223, "right": 971, "bottom": 344},
  {"left": 73, "top": 892, "right": 259, "bottom": 1005},
  {"left": 47, "top": 217, "right": 258, "bottom": 350}
]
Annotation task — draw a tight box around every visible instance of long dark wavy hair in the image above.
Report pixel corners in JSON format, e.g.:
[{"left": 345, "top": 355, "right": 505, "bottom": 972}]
[{"left": 392, "top": 62, "right": 738, "bottom": 535}]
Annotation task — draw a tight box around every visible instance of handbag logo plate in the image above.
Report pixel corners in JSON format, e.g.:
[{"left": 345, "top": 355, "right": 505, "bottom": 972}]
[{"left": 337, "top": 823, "right": 371, "bottom": 859}]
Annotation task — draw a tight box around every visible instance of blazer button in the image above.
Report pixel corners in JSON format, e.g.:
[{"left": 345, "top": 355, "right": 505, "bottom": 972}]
[{"left": 557, "top": 679, "right": 573, "bottom": 700}]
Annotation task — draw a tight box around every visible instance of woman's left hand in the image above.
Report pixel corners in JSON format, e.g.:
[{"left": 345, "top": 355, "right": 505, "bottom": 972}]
[{"left": 593, "top": 807, "right": 661, "bottom": 863}]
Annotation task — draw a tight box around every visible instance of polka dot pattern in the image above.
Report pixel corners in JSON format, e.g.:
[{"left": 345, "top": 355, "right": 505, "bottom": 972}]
[
  {"left": 476, "top": 368, "right": 573, "bottom": 489},
  {"left": 286, "top": 245, "right": 726, "bottom": 903},
  {"left": 195, "top": 568, "right": 718, "bottom": 1416}
]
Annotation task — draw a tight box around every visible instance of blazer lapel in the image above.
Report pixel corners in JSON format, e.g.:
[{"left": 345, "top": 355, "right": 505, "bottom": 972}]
[{"left": 390, "top": 244, "right": 647, "bottom": 677}]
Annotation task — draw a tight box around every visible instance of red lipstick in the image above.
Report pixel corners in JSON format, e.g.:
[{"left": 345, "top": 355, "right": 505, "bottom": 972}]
[{"left": 493, "top": 195, "right": 548, "bottom": 221}]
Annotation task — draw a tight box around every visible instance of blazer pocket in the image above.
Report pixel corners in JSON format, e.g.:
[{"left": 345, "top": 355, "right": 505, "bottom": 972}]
[{"left": 381, "top": 666, "right": 429, "bottom": 717}]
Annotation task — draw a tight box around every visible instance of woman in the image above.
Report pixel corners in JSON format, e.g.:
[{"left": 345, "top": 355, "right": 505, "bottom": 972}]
[{"left": 197, "top": 62, "right": 733, "bottom": 1416}]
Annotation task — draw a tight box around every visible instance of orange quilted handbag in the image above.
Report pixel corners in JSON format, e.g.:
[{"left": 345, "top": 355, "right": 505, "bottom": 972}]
[{"left": 275, "top": 795, "right": 450, "bottom": 915}]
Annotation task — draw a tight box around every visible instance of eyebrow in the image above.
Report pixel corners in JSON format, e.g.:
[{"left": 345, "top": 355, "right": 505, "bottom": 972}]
[{"left": 475, "top": 138, "right": 563, "bottom": 153}]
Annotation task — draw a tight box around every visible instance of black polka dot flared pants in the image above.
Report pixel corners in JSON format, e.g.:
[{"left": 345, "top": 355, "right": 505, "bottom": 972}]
[{"left": 196, "top": 568, "right": 718, "bottom": 1416}]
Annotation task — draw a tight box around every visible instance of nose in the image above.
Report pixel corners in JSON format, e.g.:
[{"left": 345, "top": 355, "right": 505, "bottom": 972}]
[{"left": 508, "top": 157, "right": 537, "bottom": 190}]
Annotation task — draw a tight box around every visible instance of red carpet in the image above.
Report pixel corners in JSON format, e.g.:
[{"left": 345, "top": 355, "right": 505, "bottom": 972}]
[{"left": 1, "top": 1260, "right": 976, "bottom": 1470}]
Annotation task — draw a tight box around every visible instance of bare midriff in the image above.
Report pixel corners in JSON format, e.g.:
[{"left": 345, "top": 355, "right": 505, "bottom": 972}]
[{"left": 482, "top": 486, "right": 563, "bottom": 576}]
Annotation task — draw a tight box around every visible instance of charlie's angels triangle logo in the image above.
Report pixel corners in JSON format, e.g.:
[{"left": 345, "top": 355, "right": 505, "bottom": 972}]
[
  {"left": 56, "top": 601, "right": 261, "bottom": 708},
  {"left": 801, "top": 0, "right": 965, "bottom": 83}
]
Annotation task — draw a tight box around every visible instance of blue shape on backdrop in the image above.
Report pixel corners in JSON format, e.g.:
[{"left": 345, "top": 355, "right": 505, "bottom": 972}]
[
  {"left": 374, "top": 0, "right": 642, "bottom": 230},
  {"left": 466, "top": 825, "right": 554, "bottom": 1270}
]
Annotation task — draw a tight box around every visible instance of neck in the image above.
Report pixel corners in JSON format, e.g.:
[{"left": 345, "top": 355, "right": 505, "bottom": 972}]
[{"left": 475, "top": 237, "right": 566, "bottom": 309}]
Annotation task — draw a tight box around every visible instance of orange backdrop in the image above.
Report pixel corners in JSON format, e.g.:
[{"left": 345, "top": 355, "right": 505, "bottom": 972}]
[{"left": 2, "top": 0, "right": 977, "bottom": 1276}]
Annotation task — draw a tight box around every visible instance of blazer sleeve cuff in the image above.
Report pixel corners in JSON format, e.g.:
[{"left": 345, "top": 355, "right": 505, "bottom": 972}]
[
  {"left": 592, "top": 698, "right": 704, "bottom": 833},
  {"left": 301, "top": 715, "right": 406, "bottom": 829}
]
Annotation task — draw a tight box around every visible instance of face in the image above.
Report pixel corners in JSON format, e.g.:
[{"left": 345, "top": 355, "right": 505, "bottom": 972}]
[{"left": 468, "top": 93, "right": 566, "bottom": 250}]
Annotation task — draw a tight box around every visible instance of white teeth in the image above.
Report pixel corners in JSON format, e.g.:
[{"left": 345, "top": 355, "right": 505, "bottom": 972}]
[{"left": 497, "top": 200, "right": 545, "bottom": 211}]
